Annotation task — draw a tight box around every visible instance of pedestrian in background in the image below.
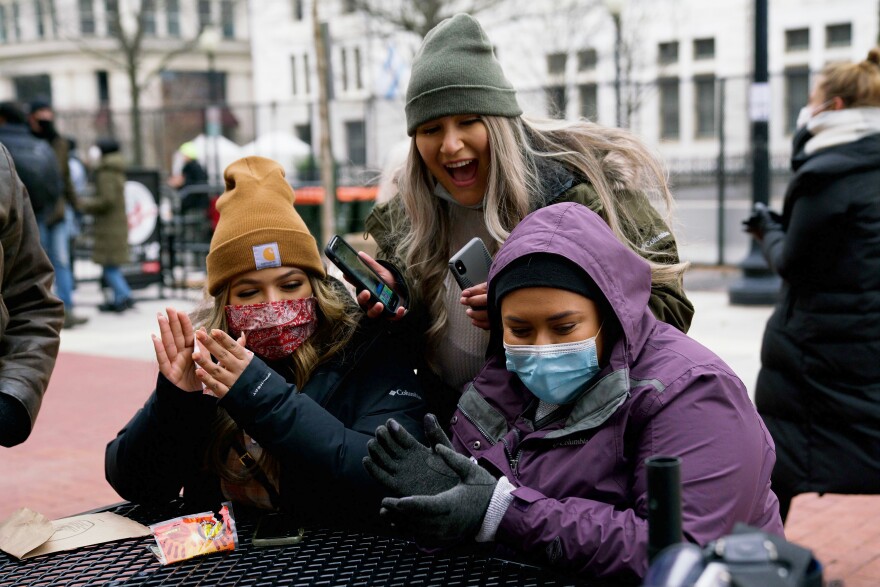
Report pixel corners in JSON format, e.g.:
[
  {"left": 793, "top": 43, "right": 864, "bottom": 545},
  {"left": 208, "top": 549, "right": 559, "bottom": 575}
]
[
  {"left": 745, "top": 47, "right": 880, "bottom": 522},
  {"left": 28, "top": 100, "right": 88, "bottom": 328},
  {"left": 0, "top": 143, "right": 64, "bottom": 447},
  {"left": 362, "top": 13, "right": 692, "bottom": 423},
  {"left": 106, "top": 157, "right": 426, "bottom": 525},
  {"left": 168, "top": 141, "right": 209, "bottom": 214},
  {"left": 80, "top": 138, "right": 134, "bottom": 313}
]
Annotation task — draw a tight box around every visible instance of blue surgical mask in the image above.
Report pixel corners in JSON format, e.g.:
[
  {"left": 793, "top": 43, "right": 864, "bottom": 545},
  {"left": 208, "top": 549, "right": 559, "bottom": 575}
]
[{"left": 504, "top": 330, "right": 602, "bottom": 405}]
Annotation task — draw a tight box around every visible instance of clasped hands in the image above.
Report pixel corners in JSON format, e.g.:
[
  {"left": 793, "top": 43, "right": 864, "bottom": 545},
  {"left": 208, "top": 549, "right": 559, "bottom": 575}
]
[
  {"left": 743, "top": 202, "right": 783, "bottom": 242},
  {"left": 151, "top": 308, "right": 252, "bottom": 398},
  {"left": 363, "top": 414, "right": 497, "bottom": 545}
]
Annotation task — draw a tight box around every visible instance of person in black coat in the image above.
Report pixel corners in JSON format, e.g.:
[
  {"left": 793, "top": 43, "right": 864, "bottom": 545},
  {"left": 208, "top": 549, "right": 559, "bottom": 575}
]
[
  {"left": 745, "top": 48, "right": 880, "bottom": 522},
  {"left": 106, "top": 157, "right": 426, "bottom": 526}
]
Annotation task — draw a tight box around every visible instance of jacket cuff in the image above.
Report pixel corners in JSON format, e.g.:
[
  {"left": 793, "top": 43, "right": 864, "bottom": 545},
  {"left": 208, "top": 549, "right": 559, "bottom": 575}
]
[
  {"left": 475, "top": 476, "right": 515, "bottom": 543},
  {"left": 220, "top": 356, "right": 290, "bottom": 426}
]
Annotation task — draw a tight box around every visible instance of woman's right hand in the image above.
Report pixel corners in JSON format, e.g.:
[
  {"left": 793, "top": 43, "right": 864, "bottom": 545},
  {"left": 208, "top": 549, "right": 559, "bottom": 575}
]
[
  {"left": 353, "top": 252, "right": 407, "bottom": 321},
  {"left": 151, "top": 307, "right": 201, "bottom": 392}
]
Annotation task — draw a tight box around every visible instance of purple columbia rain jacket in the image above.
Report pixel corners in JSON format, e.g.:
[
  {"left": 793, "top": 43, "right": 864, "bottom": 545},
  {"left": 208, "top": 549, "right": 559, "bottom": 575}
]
[{"left": 449, "top": 202, "right": 783, "bottom": 582}]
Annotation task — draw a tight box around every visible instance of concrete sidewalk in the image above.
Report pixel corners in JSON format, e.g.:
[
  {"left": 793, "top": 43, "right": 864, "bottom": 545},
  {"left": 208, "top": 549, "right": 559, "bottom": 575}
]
[{"left": 1, "top": 269, "right": 877, "bottom": 585}]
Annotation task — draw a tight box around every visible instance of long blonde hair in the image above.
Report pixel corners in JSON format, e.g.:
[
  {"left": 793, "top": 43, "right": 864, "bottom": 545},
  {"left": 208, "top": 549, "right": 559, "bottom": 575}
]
[
  {"left": 394, "top": 114, "right": 688, "bottom": 358},
  {"left": 194, "top": 272, "right": 359, "bottom": 485}
]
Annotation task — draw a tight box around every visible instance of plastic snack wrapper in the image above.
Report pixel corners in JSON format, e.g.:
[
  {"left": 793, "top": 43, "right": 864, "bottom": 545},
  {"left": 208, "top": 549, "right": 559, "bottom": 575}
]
[{"left": 149, "top": 502, "right": 239, "bottom": 565}]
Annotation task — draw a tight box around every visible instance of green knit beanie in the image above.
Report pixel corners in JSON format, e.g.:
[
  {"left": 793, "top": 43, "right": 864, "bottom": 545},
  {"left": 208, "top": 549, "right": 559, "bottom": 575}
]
[{"left": 405, "top": 13, "right": 522, "bottom": 136}]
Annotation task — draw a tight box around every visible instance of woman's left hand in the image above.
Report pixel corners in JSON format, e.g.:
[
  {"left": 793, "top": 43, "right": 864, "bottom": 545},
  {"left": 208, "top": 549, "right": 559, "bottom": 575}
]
[
  {"left": 192, "top": 328, "right": 253, "bottom": 399},
  {"left": 461, "top": 282, "right": 490, "bottom": 330}
]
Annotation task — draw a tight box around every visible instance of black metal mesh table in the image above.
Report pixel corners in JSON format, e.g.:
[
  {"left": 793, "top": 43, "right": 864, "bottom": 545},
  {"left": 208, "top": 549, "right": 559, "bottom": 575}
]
[{"left": 0, "top": 501, "right": 596, "bottom": 586}]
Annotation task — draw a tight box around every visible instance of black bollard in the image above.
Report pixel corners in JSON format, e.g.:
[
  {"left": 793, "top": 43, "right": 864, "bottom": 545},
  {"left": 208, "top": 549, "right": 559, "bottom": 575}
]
[{"left": 646, "top": 455, "right": 683, "bottom": 562}]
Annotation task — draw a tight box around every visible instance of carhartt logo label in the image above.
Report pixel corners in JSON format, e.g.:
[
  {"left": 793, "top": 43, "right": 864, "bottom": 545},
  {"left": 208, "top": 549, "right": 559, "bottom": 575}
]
[{"left": 253, "top": 243, "right": 281, "bottom": 270}]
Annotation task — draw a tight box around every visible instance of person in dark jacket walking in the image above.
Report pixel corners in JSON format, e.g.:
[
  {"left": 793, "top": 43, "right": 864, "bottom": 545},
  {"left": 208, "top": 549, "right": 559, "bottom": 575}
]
[
  {"left": 359, "top": 14, "right": 692, "bottom": 424},
  {"left": 106, "top": 157, "right": 426, "bottom": 525},
  {"left": 365, "top": 203, "right": 782, "bottom": 584},
  {"left": 79, "top": 139, "right": 134, "bottom": 313},
  {"left": 745, "top": 48, "right": 880, "bottom": 523},
  {"left": 0, "top": 143, "right": 64, "bottom": 446}
]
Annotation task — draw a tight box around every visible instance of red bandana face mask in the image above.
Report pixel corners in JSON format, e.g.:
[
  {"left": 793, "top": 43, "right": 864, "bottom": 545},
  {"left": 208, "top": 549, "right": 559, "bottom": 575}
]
[{"left": 225, "top": 297, "right": 318, "bottom": 360}]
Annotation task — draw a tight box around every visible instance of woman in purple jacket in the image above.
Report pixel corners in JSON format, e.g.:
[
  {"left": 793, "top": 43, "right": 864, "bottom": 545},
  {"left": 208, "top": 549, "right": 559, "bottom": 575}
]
[{"left": 364, "top": 202, "right": 782, "bottom": 583}]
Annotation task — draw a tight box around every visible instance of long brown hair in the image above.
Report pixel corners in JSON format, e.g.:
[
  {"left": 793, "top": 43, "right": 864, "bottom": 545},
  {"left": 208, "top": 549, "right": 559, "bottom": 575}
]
[{"left": 195, "top": 272, "right": 359, "bottom": 485}]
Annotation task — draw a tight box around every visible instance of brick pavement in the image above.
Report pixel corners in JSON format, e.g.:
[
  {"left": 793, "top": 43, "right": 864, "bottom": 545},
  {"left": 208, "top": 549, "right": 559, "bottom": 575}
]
[{"left": 0, "top": 276, "right": 878, "bottom": 585}]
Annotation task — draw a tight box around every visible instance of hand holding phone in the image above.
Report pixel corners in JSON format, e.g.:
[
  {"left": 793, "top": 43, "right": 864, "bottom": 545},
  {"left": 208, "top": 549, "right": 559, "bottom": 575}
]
[
  {"left": 325, "top": 235, "right": 402, "bottom": 317},
  {"left": 449, "top": 238, "right": 492, "bottom": 291}
]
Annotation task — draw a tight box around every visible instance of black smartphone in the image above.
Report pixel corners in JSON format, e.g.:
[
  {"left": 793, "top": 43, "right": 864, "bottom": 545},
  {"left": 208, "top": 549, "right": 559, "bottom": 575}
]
[
  {"left": 449, "top": 237, "right": 492, "bottom": 290},
  {"left": 252, "top": 512, "right": 305, "bottom": 548},
  {"left": 325, "top": 235, "right": 401, "bottom": 315}
]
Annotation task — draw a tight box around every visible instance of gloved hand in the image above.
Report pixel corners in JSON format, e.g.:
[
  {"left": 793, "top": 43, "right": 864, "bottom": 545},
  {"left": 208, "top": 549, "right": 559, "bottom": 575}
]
[
  {"left": 742, "top": 202, "right": 783, "bottom": 241},
  {"left": 379, "top": 444, "right": 497, "bottom": 545},
  {"left": 363, "top": 414, "right": 459, "bottom": 497}
]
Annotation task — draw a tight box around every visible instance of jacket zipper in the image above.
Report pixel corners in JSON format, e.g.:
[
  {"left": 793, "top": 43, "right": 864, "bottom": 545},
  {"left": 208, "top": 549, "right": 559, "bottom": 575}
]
[
  {"left": 459, "top": 405, "right": 497, "bottom": 447},
  {"left": 501, "top": 429, "right": 522, "bottom": 478}
]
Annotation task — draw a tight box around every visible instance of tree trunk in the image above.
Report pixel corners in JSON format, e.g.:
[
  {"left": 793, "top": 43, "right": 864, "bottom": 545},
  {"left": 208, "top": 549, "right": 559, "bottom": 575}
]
[
  {"left": 313, "top": 3, "right": 336, "bottom": 247},
  {"left": 128, "top": 65, "right": 144, "bottom": 166}
]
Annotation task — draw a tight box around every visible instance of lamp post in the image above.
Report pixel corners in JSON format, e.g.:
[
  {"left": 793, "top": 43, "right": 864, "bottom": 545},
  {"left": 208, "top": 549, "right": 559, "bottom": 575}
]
[
  {"left": 199, "top": 24, "right": 222, "bottom": 185},
  {"left": 604, "top": 0, "right": 625, "bottom": 128},
  {"left": 727, "top": 0, "right": 780, "bottom": 304}
]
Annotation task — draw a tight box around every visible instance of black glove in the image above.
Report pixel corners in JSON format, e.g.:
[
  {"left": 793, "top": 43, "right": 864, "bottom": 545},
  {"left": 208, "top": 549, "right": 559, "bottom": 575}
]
[
  {"left": 379, "top": 444, "right": 497, "bottom": 545},
  {"left": 743, "top": 202, "right": 783, "bottom": 241},
  {"left": 364, "top": 414, "right": 458, "bottom": 497}
]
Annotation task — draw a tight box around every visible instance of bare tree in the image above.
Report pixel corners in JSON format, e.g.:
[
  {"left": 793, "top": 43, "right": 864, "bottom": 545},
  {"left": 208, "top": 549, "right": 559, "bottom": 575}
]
[
  {"left": 350, "top": 0, "right": 506, "bottom": 38},
  {"left": 313, "top": 1, "right": 337, "bottom": 246},
  {"left": 65, "top": 0, "right": 213, "bottom": 165}
]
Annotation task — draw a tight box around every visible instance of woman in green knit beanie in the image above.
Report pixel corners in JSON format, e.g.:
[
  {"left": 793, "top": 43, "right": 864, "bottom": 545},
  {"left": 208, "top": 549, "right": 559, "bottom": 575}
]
[{"left": 362, "top": 13, "right": 693, "bottom": 423}]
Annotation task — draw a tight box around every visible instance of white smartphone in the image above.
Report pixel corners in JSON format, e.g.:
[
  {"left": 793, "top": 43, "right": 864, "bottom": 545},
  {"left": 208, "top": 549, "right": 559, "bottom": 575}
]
[{"left": 449, "top": 237, "right": 492, "bottom": 290}]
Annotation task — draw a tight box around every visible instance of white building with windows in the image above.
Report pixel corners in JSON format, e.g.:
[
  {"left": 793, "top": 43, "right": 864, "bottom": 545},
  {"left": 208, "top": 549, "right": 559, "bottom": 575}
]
[
  {"left": 0, "top": 0, "right": 253, "bottom": 168},
  {"left": 248, "top": 0, "right": 877, "bottom": 178}
]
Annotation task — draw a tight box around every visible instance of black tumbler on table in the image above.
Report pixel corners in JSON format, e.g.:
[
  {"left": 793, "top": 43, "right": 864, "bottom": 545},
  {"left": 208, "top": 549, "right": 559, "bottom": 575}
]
[{"left": 646, "top": 455, "right": 683, "bottom": 562}]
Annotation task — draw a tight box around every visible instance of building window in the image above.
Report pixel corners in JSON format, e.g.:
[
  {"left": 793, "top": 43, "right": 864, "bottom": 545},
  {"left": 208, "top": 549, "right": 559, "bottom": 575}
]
[
  {"left": 658, "top": 41, "right": 679, "bottom": 65},
  {"left": 36, "top": 0, "right": 45, "bottom": 38},
  {"left": 0, "top": 6, "right": 6, "bottom": 43},
  {"left": 354, "top": 47, "right": 363, "bottom": 90},
  {"left": 77, "top": 0, "right": 94, "bottom": 35},
  {"left": 545, "top": 85, "right": 567, "bottom": 119},
  {"left": 343, "top": 0, "right": 356, "bottom": 13},
  {"left": 340, "top": 48, "right": 349, "bottom": 91},
  {"left": 694, "top": 75, "right": 716, "bottom": 138},
  {"left": 659, "top": 77, "right": 680, "bottom": 139},
  {"left": 785, "top": 28, "right": 809, "bottom": 52},
  {"left": 198, "top": 0, "right": 212, "bottom": 29},
  {"left": 142, "top": 0, "right": 156, "bottom": 36},
  {"left": 693, "top": 38, "right": 715, "bottom": 60},
  {"left": 14, "top": 74, "right": 52, "bottom": 103},
  {"left": 304, "top": 53, "right": 311, "bottom": 94},
  {"left": 826, "top": 23, "right": 851, "bottom": 48},
  {"left": 345, "top": 120, "right": 366, "bottom": 166},
  {"left": 105, "top": 0, "right": 118, "bottom": 36},
  {"left": 547, "top": 52, "right": 567, "bottom": 75},
  {"left": 97, "top": 70, "right": 110, "bottom": 105},
  {"left": 166, "top": 0, "right": 180, "bottom": 37},
  {"left": 577, "top": 49, "right": 597, "bottom": 71},
  {"left": 11, "top": 2, "right": 20, "bottom": 40},
  {"left": 291, "top": 55, "right": 298, "bottom": 95},
  {"left": 220, "top": 0, "right": 234, "bottom": 38},
  {"left": 292, "top": 0, "right": 303, "bottom": 20},
  {"left": 785, "top": 67, "right": 810, "bottom": 134},
  {"left": 295, "top": 123, "right": 311, "bottom": 146},
  {"left": 579, "top": 84, "right": 597, "bottom": 120}
]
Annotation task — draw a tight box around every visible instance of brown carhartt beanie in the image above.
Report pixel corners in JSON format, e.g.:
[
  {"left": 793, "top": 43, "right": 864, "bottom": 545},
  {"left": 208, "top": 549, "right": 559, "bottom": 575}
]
[{"left": 206, "top": 157, "right": 325, "bottom": 296}]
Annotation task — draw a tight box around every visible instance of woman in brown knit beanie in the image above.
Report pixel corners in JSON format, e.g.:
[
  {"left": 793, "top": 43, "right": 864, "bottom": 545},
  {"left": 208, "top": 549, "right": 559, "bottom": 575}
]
[
  {"left": 362, "top": 13, "right": 693, "bottom": 424},
  {"left": 106, "top": 157, "right": 427, "bottom": 526}
]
